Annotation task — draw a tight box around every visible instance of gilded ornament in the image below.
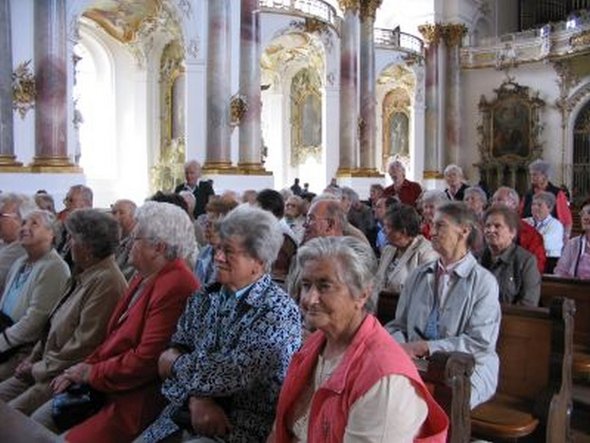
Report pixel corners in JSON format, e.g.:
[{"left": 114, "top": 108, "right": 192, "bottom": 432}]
[
  {"left": 360, "top": 0, "right": 382, "bottom": 19},
  {"left": 12, "top": 60, "right": 36, "bottom": 119},
  {"left": 230, "top": 95, "right": 248, "bottom": 127},
  {"left": 418, "top": 24, "right": 443, "bottom": 45},
  {"left": 338, "top": 0, "right": 360, "bottom": 13},
  {"left": 570, "top": 30, "right": 590, "bottom": 48},
  {"left": 150, "top": 137, "right": 185, "bottom": 192},
  {"left": 442, "top": 24, "right": 468, "bottom": 47}
]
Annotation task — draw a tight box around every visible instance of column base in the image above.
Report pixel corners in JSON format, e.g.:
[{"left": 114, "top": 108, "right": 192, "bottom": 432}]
[
  {"left": 422, "top": 170, "right": 443, "bottom": 180},
  {"left": 0, "top": 155, "right": 25, "bottom": 172},
  {"left": 202, "top": 161, "right": 235, "bottom": 174},
  {"left": 236, "top": 162, "right": 272, "bottom": 175},
  {"left": 29, "top": 157, "right": 83, "bottom": 173},
  {"left": 336, "top": 167, "right": 384, "bottom": 178}
]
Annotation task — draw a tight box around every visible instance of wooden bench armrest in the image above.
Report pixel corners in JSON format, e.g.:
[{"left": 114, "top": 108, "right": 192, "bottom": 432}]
[{"left": 419, "top": 351, "right": 475, "bottom": 443}]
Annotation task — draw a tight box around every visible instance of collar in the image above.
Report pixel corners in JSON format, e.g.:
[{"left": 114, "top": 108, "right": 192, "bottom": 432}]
[
  {"left": 489, "top": 243, "right": 517, "bottom": 265},
  {"left": 75, "top": 255, "right": 117, "bottom": 285},
  {"left": 219, "top": 274, "right": 274, "bottom": 308},
  {"left": 424, "top": 252, "right": 476, "bottom": 278}
]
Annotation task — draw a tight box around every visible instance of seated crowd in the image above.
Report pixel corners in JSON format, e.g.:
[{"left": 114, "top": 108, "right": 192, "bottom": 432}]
[{"left": 0, "top": 155, "right": 587, "bottom": 442}]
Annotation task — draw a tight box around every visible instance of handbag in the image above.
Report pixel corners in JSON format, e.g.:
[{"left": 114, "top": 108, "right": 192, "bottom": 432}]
[
  {"left": 51, "top": 383, "right": 105, "bottom": 432},
  {"left": 0, "top": 311, "right": 19, "bottom": 363}
]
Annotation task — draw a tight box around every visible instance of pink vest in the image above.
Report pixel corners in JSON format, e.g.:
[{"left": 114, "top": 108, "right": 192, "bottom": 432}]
[{"left": 274, "top": 315, "right": 448, "bottom": 443}]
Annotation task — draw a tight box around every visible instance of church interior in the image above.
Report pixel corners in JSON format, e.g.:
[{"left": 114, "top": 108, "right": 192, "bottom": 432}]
[{"left": 2, "top": 0, "right": 589, "bottom": 208}]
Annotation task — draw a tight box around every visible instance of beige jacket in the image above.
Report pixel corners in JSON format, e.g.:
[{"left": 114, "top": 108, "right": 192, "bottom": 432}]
[
  {"left": 0, "top": 249, "right": 70, "bottom": 352},
  {"left": 371, "top": 235, "right": 438, "bottom": 308},
  {"left": 29, "top": 255, "right": 127, "bottom": 383}
]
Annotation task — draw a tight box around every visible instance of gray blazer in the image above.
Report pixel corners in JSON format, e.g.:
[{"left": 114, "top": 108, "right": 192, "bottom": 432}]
[{"left": 386, "top": 253, "right": 501, "bottom": 408}]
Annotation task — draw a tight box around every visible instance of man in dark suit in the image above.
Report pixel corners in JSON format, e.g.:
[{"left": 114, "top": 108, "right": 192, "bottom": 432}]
[{"left": 174, "top": 160, "right": 215, "bottom": 218}]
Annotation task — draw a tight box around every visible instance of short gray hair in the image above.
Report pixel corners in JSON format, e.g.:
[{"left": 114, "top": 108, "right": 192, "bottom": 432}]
[
  {"left": 533, "top": 191, "right": 556, "bottom": 212},
  {"left": 0, "top": 193, "right": 38, "bottom": 219},
  {"left": 25, "top": 209, "right": 59, "bottom": 241},
  {"left": 529, "top": 159, "right": 551, "bottom": 178},
  {"left": 184, "top": 160, "right": 201, "bottom": 171},
  {"left": 66, "top": 209, "right": 120, "bottom": 259},
  {"left": 493, "top": 186, "right": 520, "bottom": 207},
  {"left": 443, "top": 164, "right": 464, "bottom": 177},
  {"left": 341, "top": 186, "right": 359, "bottom": 205},
  {"left": 69, "top": 185, "right": 93, "bottom": 207},
  {"left": 135, "top": 201, "right": 197, "bottom": 261},
  {"left": 420, "top": 190, "right": 448, "bottom": 206},
  {"left": 219, "top": 205, "right": 283, "bottom": 272},
  {"left": 309, "top": 196, "right": 348, "bottom": 232},
  {"left": 436, "top": 202, "right": 481, "bottom": 249},
  {"left": 463, "top": 186, "right": 488, "bottom": 205},
  {"left": 297, "top": 236, "right": 377, "bottom": 300},
  {"left": 388, "top": 159, "right": 406, "bottom": 173}
]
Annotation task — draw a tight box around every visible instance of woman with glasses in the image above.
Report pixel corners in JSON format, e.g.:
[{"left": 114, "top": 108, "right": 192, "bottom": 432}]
[
  {"left": 555, "top": 199, "right": 590, "bottom": 279},
  {"left": 0, "top": 209, "right": 127, "bottom": 417},
  {"left": 31, "top": 201, "right": 199, "bottom": 442},
  {"left": 140, "top": 205, "right": 301, "bottom": 443}
]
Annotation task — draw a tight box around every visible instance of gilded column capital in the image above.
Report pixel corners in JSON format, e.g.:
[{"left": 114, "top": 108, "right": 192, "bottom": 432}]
[
  {"left": 338, "top": 0, "right": 360, "bottom": 13},
  {"left": 442, "top": 23, "right": 468, "bottom": 47},
  {"left": 360, "top": 0, "right": 382, "bottom": 20},
  {"left": 418, "top": 23, "right": 443, "bottom": 46}
]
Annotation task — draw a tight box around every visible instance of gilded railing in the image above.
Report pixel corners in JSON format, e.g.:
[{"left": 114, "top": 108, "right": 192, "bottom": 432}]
[{"left": 260, "top": 0, "right": 339, "bottom": 28}]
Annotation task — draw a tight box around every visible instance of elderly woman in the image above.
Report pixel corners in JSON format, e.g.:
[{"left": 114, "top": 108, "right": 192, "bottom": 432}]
[
  {"left": 481, "top": 206, "right": 541, "bottom": 306},
  {"left": 0, "top": 209, "right": 127, "bottom": 416},
  {"left": 31, "top": 202, "right": 200, "bottom": 442},
  {"left": 0, "top": 210, "right": 70, "bottom": 380},
  {"left": 140, "top": 205, "right": 301, "bottom": 442},
  {"left": 463, "top": 186, "right": 488, "bottom": 222},
  {"left": 555, "top": 198, "right": 590, "bottom": 279},
  {"left": 522, "top": 159, "right": 572, "bottom": 239},
  {"left": 283, "top": 195, "right": 306, "bottom": 244},
  {"left": 524, "top": 191, "right": 564, "bottom": 273},
  {"left": 419, "top": 190, "right": 448, "bottom": 240},
  {"left": 443, "top": 164, "right": 469, "bottom": 201},
  {"left": 372, "top": 204, "right": 438, "bottom": 309},
  {"left": 270, "top": 236, "right": 448, "bottom": 442},
  {"left": 387, "top": 202, "right": 501, "bottom": 408}
]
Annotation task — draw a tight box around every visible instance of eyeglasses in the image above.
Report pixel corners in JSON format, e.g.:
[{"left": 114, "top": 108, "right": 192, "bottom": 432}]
[
  {"left": 304, "top": 215, "right": 330, "bottom": 224},
  {"left": 0, "top": 213, "right": 18, "bottom": 219},
  {"left": 214, "top": 245, "right": 249, "bottom": 260}
]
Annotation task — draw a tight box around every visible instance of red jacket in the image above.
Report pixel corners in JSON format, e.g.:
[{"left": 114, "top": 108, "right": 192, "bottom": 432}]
[
  {"left": 518, "top": 220, "right": 547, "bottom": 273},
  {"left": 273, "top": 315, "right": 448, "bottom": 443},
  {"left": 66, "top": 259, "right": 199, "bottom": 443},
  {"left": 383, "top": 179, "right": 423, "bottom": 206}
]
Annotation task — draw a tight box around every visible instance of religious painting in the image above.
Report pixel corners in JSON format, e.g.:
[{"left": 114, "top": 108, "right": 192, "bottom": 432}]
[
  {"left": 382, "top": 88, "right": 411, "bottom": 169},
  {"left": 291, "top": 68, "right": 322, "bottom": 166},
  {"left": 476, "top": 79, "right": 545, "bottom": 195}
]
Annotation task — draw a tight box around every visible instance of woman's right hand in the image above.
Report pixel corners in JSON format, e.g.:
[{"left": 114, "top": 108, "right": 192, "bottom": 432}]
[{"left": 50, "top": 373, "right": 73, "bottom": 394}]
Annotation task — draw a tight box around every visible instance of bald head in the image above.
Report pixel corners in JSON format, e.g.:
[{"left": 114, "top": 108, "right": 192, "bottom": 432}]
[{"left": 111, "top": 199, "right": 137, "bottom": 236}]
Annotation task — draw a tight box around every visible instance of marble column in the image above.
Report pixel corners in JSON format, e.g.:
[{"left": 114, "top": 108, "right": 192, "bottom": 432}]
[
  {"left": 31, "top": 0, "right": 75, "bottom": 170},
  {"left": 337, "top": 0, "right": 360, "bottom": 174},
  {"left": 238, "top": 0, "right": 266, "bottom": 173},
  {"left": 0, "top": 0, "right": 21, "bottom": 167},
  {"left": 442, "top": 24, "right": 467, "bottom": 166},
  {"left": 204, "top": 0, "right": 232, "bottom": 171},
  {"left": 358, "top": 0, "right": 381, "bottom": 174},
  {"left": 418, "top": 24, "right": 443, "bottom": 178}
]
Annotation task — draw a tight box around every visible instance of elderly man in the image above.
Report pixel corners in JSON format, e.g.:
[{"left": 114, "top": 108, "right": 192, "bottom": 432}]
[
  {"left": 492, "top": 186, "right": 546, "bottom": 274},
  {"left": 111, "top": 199, "right": 137, "bottom": 280},
  {"left": 0, "top": 194, "right": 37, "bottom": 292},
  {"left": 383, "top": 160, "right": 422, "bottom": 206},
  {"left": 174, "top": 160, "right": 215, "bottom": 218}
]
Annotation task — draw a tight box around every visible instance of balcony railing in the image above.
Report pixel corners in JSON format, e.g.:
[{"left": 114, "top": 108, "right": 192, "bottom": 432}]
[
  {"left": 260, "top": 0, "right": 339, "bottom": 29},
  {"left": 375, "top": 28, "right": 424, "bottom": 55}
]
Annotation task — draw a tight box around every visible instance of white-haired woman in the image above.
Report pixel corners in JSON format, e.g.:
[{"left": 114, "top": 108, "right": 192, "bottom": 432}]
[
  {"left": 141, "top": 205, "right": 301, "bottom": 443},
  {"left": 31, "top": 202, "right": 200, "bottom": 442},
  {"left": 443, "top": 164, "right": 469, "bottom": 201},
  {"left": 524, "top": 191, "right": 564, "bottom": 273},
  {"left": 0, "top": 210, "right": 70, "bottom": 380},
  {"left": 419, "top": 190, "right": 448, "bottom": 240},
  {"left": 270, "top": 236, "right": 448, "bottom": 442},
  {"left": 522, "top": 159, "right": 572, "bottom": 240}
]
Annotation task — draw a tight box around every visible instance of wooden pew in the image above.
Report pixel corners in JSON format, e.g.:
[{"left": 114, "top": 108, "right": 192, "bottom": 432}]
[
  {"left": 541, "top": 275, "right": 590, "bottom": 381},
  {"left": 0, "top": 399, "right": 57, "bottom": 442},
  {"left": 471, "top": 297, "right": 574, "bottom": 442},
  {"left": 418, "top": 352, "right": 475, "bottom": 443},
  {"left": 376, "top": 291, "right": 474, "bottom": 443}
]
